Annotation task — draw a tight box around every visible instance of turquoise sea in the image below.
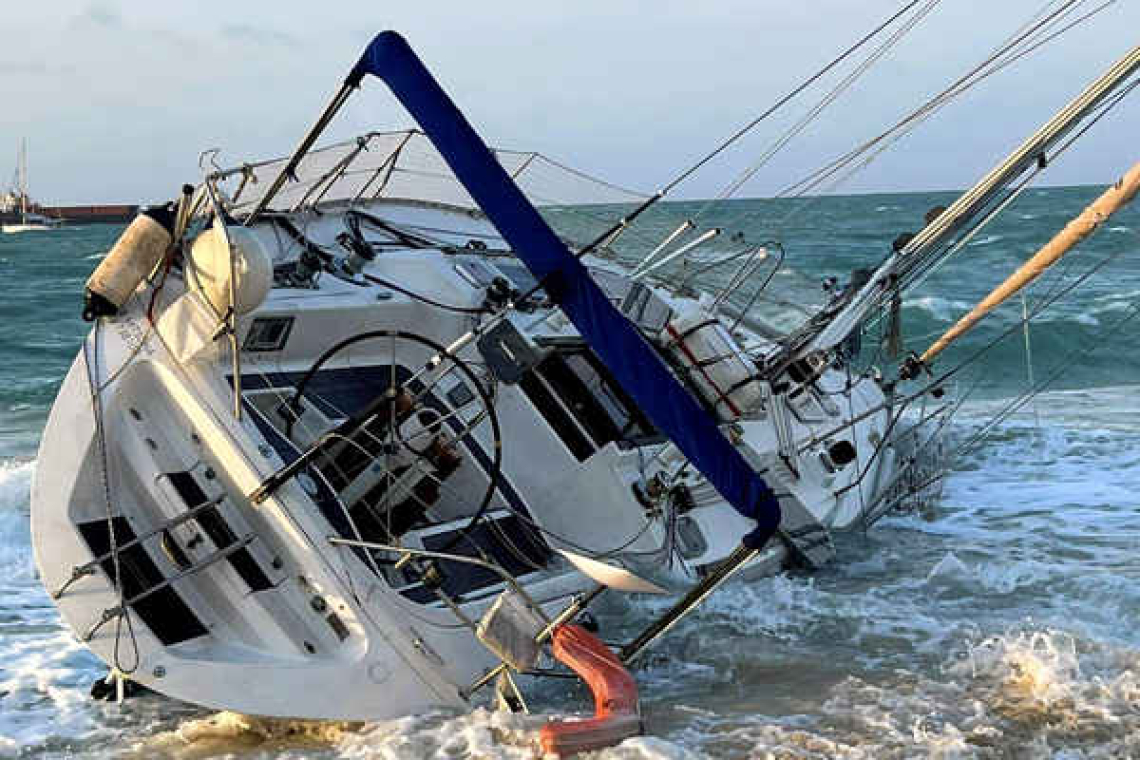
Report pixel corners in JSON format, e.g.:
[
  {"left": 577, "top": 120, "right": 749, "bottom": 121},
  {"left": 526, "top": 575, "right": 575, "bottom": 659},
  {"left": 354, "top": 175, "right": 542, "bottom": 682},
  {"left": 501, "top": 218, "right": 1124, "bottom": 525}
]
[{"left": 2, "top": 187, "right": 1140, "bottom": 758}]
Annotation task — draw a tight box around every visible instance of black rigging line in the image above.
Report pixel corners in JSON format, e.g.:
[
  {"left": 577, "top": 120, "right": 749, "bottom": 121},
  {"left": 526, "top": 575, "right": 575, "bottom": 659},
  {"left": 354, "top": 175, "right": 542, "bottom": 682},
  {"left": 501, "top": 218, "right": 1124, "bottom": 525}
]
[
  {"left": 361, "top": 273, "right": 489, "bottom": 315},
  {"left": 790, "top": 226, "right": 1135, "bottom": 457},
  {"left": 893, "top": 69, "right": 1138, "bottom": 303},
  {"left": 562, "top": 0, "right": 933, "bottom": 267},
  {"left": 775, "top": 0, "right": 1110, "bottom": 203},
  {"left": 959, "top": 299, "right": 1140, "bottom": 455},
  {"left": 661, "top": 0, "right": 928, "bottom": 195},
  {"left": 897, "top": 284, "right": 1140, "bottom": 502}
]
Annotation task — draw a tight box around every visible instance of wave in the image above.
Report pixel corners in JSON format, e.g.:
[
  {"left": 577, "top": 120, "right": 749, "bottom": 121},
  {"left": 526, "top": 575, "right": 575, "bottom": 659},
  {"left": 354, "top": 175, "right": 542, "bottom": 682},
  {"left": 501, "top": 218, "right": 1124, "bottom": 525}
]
[
  {"left": 967, "top": 233, "right": 1005, "bottom": 247},
  {"left": 0, "top": 458, "right": 33, "bottom": 514},
  {"left": 134, "top": 707, "right": 671, "bottom": 759},
  {"left": 611, "top": 622, "right": 1140, "bottom": 760},
  {"left": 924, "top": 551, "right": 1056, "bottom": 596},
  {"left": 0, "top": 460, "right": 34, "bottom": 585},
  {"left": 903, "top": 295, "right": 972, "bottom": 321}
]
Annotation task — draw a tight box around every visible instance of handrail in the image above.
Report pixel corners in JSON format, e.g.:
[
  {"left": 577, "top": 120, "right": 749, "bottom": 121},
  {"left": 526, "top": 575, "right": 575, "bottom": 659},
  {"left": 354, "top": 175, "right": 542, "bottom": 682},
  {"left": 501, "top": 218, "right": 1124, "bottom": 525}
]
[
  {"left": 52, "top": 495, "right": 226, "bottom": 599},
  {"left": 326, "top": 536, "right": 549, "bottom": 624},
  {"left": 83, "top": 536, "right": 255, "bottom": 641}
]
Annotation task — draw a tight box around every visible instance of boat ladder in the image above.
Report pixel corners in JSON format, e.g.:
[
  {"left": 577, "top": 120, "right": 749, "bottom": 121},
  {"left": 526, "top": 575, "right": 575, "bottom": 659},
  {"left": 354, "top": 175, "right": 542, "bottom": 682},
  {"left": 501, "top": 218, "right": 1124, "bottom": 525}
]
[
  {"left": 76, "top": 505, "right": 256, "bottom": 642},
  {"left": 81, "top": 532, "right": 254, "bottom": 642},
  {"left": 52, "top": 495, "right": 226, "bottom": 600}
]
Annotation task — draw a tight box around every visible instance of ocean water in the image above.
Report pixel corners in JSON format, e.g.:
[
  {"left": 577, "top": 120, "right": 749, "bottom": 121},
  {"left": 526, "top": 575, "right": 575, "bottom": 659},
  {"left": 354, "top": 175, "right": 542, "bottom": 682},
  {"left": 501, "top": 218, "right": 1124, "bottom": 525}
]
[{"left": 2, "top": 187, "right": 1139, "bottom": 759}]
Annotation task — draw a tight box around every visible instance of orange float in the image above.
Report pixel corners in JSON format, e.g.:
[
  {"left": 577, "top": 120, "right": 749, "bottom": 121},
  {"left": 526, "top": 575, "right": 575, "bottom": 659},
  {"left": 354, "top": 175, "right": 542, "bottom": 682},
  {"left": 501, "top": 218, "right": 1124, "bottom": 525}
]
[{"left": 539, "top": 624, "right": 642, "bottom": 756}]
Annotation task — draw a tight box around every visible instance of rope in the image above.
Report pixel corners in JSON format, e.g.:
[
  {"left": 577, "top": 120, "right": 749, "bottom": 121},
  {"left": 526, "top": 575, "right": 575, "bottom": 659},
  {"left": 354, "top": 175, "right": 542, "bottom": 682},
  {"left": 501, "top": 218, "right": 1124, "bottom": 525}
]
[
  {"left": 741, "top": 0, "right": 1121, "bottom": 246},
  {"left": 82, "top": 320, "right": 140, "bottom": 676}
]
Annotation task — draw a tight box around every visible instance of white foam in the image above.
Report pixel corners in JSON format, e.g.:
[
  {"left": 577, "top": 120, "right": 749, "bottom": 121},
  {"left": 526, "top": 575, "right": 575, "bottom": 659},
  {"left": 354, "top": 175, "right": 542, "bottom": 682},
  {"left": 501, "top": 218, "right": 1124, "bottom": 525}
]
[
  {"left": 926, "top": 552, "right": 969, "bottom": 582},
  {"left": 650, "top": 626, "right": 1140, "bottom": 759},
  {"left": 967, "top": 233, "right": 1004, "bottom": 247},
  {"left": 0, "top": 458, "right": 33, "bottom": 513},
  {"left": 903, "top": 296, "right": 972, "bottom": 322},
  {"left": 0, "top": 459, "right": 35, "bottom": 583}
]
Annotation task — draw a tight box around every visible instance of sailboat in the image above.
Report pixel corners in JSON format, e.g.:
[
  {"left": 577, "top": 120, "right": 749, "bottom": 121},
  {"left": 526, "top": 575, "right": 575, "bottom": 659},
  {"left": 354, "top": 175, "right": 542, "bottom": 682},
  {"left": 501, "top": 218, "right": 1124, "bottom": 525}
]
[
  {"left": 1, "top": 140, "right": 61, "bottom": 234},
  {"left": 27, "top": 3, "right": 1139, "bottom": 751}
]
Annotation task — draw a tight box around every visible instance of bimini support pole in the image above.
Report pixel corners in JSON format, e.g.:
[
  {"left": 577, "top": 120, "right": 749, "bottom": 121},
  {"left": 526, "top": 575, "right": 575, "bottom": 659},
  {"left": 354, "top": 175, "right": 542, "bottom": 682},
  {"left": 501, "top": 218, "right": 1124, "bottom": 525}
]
[
  {"left": 244, "top": 79, "right": 359, "bottom": 225},
  {"left": 619, "top": 543, "right": 759, "bottom": 663}
]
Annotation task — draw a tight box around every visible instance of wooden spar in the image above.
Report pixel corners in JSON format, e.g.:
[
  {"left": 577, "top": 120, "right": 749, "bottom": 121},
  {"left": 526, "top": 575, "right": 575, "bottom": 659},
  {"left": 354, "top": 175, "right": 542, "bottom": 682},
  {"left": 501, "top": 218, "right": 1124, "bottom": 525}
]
[{"left": 922, "top": 161, "right": 1140, "bottom": 364}]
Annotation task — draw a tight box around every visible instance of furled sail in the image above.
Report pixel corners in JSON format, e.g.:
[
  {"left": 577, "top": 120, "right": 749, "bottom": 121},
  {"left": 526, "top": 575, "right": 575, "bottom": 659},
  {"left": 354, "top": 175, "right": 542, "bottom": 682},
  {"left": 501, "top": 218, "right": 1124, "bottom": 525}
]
[
  {"left": 922, "top": 161, "right": 1140, "bottom": 364},
  {"left": 349, "top": 32, "right": 780, "bottom": 547}
]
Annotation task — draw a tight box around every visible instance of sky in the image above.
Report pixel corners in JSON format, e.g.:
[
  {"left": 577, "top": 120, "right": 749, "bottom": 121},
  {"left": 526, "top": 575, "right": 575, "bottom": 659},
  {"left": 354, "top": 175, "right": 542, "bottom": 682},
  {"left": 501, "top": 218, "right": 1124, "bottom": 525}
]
[{"left": 0, "top": 1, "right": 1137, "bottom": 204}]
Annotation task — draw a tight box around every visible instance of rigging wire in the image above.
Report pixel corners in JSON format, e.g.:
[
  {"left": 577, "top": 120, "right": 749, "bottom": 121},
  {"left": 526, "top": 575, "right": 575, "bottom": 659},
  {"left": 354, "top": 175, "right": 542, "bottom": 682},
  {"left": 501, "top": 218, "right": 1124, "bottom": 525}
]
[
  {"left": 82, "top": 320, "right": 141, "bottom": 677},
  {"left": 826, "top": 30, "right": 1137, "bottom": 360},
  {"left": 557, "top": 0, "right": 945, "bottom": 270},
  {"left": 737, "top": 0, "right": 1119, "bottom": 261},
  {"left": 778, "top": 0, "right": 1113, "bottom": 203},
  {"left": 888, "top": 0, "right": 1125, "bottom": 282},
  {"left": 888, "top": 67, "right": 1137, "bottom": 308},
  {"left": 639, "top": 0, "right": 1119, "bottom": 347},
  {"left": 792, "top": 213, "right": 1136, "bottom": 470},
  {"left": 892, "top": 279, "right": 1140, "bottom": 508},
  {"left": 660, "top": 0, "right": 930, "bottom": 196},
  {"left": 698, "top": 0, "right": 943, "bottom": 213},
  {"left": 959, "top": 302, "right": 1140, "bottom": 455}
]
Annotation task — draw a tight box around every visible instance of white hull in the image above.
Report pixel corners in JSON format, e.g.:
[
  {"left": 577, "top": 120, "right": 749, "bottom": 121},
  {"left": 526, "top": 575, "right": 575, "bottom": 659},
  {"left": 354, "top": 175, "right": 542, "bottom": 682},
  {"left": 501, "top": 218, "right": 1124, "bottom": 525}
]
[
  {"left": 2, "top": 222, "right": 60, "bottom": 233},
  {"left": 25, "top": 59, "right": 955, "bottom": 718},
  {"left": 31, "top": 196, "right": 943, "bottom": 720}
]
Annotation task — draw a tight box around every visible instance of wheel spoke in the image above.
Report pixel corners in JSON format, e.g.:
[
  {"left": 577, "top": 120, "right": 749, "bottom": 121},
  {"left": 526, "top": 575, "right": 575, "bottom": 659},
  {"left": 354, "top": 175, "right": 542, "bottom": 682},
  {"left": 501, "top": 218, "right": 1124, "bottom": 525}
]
[
  {"left": 281, "top": 329, "right": 502, "bottom": 572},
  {"left": 398, "top": 398, "right": 481, "bottom": 447}
]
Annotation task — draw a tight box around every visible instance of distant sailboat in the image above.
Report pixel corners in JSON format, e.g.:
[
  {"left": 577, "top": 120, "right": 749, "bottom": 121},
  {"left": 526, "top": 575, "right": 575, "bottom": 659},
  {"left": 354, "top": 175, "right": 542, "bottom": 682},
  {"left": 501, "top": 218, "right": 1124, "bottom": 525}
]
[{"left": 1, "top": 141, "right": 61, "bottom": 234}]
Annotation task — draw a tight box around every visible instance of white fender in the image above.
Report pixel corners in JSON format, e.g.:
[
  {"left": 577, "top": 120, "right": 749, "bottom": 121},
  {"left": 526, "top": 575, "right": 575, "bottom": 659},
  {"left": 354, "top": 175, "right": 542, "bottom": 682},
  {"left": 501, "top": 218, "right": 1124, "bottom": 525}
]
[{"left": 187, "top": 224, "right": 273, "bottom": 316}]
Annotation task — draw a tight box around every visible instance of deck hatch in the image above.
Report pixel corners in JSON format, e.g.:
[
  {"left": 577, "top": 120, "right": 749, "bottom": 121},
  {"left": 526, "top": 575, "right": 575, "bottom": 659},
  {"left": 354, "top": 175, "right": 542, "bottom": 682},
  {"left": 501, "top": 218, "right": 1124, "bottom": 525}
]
[{"left": 402, "top": 514, "right": 550, "bottom": 603}]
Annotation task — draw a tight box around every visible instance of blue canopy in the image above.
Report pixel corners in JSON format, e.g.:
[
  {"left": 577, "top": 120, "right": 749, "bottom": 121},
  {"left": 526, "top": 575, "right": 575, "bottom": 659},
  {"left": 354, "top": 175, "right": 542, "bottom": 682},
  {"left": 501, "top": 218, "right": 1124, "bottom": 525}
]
[{"left": 350, "top": 32, "right": 780, "bottom": 548}]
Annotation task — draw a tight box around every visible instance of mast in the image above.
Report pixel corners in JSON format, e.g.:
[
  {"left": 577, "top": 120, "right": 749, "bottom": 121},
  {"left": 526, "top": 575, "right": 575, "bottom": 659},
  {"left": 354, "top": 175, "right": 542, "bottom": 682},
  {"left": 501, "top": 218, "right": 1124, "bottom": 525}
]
[
  {"left": 19, "top": 140, "right": 27, "bottom": 223},
  {"left": 791, "top": 44, "right": 1140, "bottom": 363}
]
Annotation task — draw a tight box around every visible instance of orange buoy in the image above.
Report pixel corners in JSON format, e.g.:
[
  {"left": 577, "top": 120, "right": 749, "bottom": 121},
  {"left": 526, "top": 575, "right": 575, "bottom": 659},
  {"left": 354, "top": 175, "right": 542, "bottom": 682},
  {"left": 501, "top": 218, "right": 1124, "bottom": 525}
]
[{"left": 539, "top": 624, "right": 642, "bottom": 756}]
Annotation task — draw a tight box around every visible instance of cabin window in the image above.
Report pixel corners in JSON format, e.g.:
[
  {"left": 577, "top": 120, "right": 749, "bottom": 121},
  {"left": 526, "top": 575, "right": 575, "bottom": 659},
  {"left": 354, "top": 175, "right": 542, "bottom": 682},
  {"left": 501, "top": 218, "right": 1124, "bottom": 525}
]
[
  {"left": 520, "top": 346, "right": 661, "bottom": 461},
  {"left": 243, "top": 316, "right": 295, "bottom": 352}
]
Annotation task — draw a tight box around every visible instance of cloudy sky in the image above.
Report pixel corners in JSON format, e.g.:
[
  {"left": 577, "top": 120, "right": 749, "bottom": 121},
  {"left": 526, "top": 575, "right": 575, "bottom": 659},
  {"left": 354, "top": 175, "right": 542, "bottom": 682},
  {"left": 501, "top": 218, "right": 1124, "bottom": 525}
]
[{"left": 0, "top": 1, "right": 1136, "bottom": 203}]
